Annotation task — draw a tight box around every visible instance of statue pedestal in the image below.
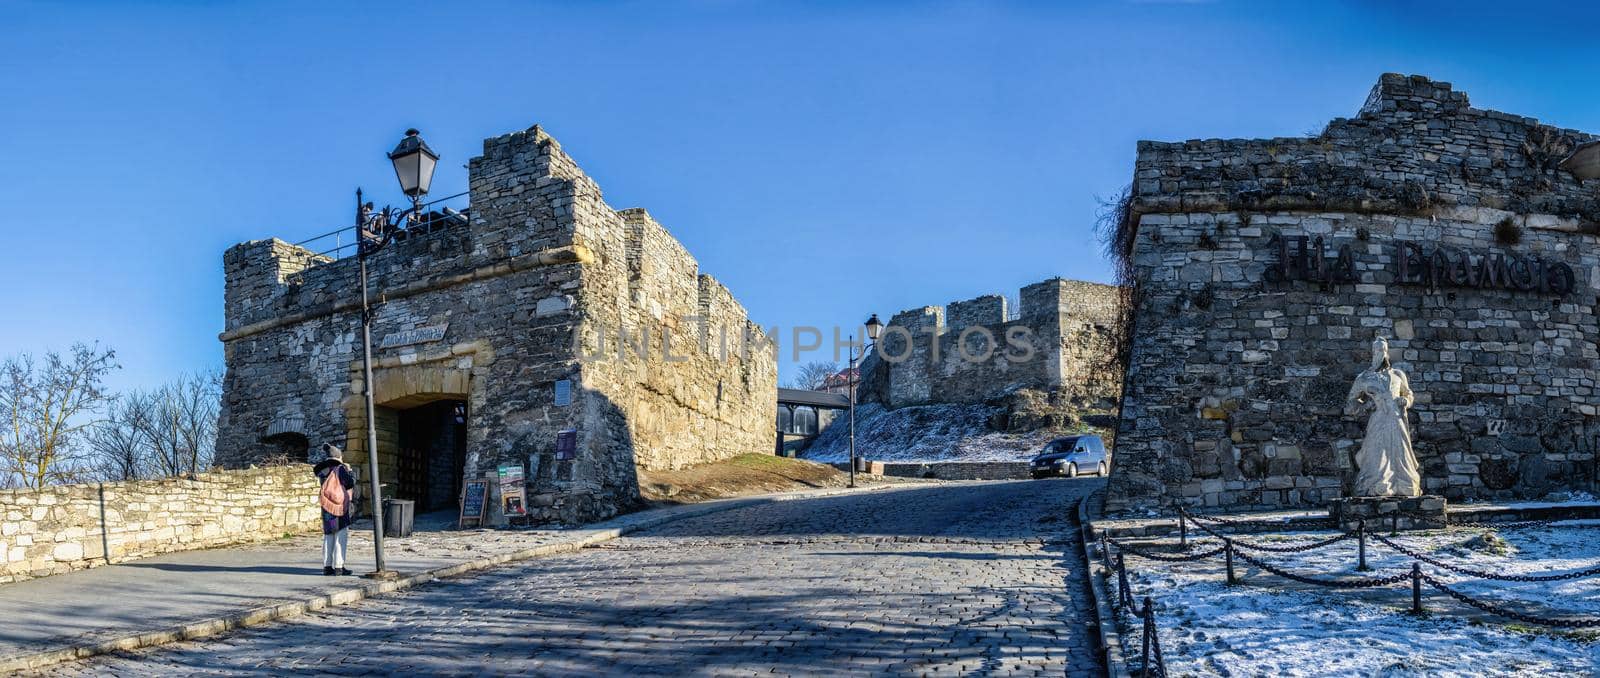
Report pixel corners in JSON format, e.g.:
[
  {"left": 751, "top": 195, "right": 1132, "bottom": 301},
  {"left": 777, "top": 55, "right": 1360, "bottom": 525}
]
[{"left": 1329, "top": 495, "right": 1447, "bottom": 532}]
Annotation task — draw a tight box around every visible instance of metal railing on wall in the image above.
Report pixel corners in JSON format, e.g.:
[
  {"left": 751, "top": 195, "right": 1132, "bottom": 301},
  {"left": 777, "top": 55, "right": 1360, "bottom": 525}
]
[
  {"left": 292, "top": 191, "right": 471, "bottom": 262},
  {"left": 1099, "top": 507, "right": 1600, "bottom": 676}
]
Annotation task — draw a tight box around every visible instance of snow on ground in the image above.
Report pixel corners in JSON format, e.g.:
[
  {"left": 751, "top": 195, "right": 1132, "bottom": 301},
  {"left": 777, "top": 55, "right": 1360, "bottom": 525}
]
[
  {"left": 801, "top": 401, "right": 1082, "bottom": 463},
  {"left": 1465, "top": 489, "right": 1600, "bottom": 510},
  {"left": 1118, "top": 523, "right": 1600, "bottom": 676}
]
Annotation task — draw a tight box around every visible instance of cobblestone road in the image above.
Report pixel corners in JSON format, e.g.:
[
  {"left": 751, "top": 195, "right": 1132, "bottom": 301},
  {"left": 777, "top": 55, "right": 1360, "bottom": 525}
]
[{"left": 37, "top": 479, "right": 1103, "bottom": 677}]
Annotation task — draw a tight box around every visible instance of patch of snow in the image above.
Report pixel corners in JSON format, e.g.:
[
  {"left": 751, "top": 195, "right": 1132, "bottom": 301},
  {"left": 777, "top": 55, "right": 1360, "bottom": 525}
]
[
  {"left": 1120, "top": 525, "right": 1600, "bottom": 675},
  {"left": 800, "top": 402, "right": 1085, "bottom": 463}
]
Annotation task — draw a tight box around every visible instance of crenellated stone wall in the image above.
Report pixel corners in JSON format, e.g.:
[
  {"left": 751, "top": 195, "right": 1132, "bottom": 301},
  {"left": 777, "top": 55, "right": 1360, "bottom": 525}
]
[
  {"left": 0, "top": 466, "right": 318, "bottom": 584},
  {"left": 217, "top": 124, "right": 776, "bottom": 525},
  {"left": 1107, "top": 73, "right": 1600, "bottom": 513},
  {"left": 859, "top": 278, "right": 1121, "bottom": 413}
]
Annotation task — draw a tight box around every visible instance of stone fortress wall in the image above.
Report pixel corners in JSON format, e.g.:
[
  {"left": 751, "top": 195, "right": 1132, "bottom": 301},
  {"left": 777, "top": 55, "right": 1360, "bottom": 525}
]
[
  {"left": 0, "top": 467, "right": 317, "bottom": 584},
  {"left": 218, "top": 125, "right": 776, "bottom": 525},
  {"left": 859, "top": 278, "right": 1122, "bottom": 412},
  {"left": 1106, "top": 74, "right": 1600, "bottom": 513}
]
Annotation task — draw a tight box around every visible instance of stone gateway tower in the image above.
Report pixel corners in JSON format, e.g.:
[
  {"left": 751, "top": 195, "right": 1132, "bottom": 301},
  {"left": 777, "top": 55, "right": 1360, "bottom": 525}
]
[
  {"left": 1106, "top": 74, "right": 1600, "bottom": 513},
  {"left": 217, "top": 125, "right": 777, "bottom": 524}
]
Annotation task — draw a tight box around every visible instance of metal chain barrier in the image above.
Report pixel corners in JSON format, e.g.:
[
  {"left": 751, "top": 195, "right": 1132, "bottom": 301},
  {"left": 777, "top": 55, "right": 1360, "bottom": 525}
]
[
  {"left": 1229, "top": 546, "right": 1413, "bottom": 589},
  {"left": 1185, "top": 512, "right": 1353, "bottom": 553},
  {"left": 1370, "top": 533, "right": 1600, "bottom": 582},
  {"left": 1135, "top": 596, "right": 1167, "bottom": 678},
  {"left": 1104, "top": 505, "right": 1600, "bottom": 672},
  {"left": 1182, "top": 509, "right": 1335, "bottom": 530},
  {"left": 1446, "top": 517, "right": 1562, "bottom": 530},
  {"left": 1110, "top": 553, "right": 1167, "bottom": 677},
  {"left": 1109, "top": 536, "right": 1228, "bottom": 562},
  {"left": 1421, "top": 573, "right": 1600, "bottom": 628}
]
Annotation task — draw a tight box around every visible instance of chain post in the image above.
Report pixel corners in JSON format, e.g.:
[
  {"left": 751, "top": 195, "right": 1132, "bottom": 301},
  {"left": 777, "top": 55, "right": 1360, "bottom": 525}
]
[
  {"left": 1411, "top": 562, "right": 1423, "bottom": 615},
  {"left": 1145, "top": 596, "right": 1164, "bottom": 678},
  {"left": 1117, "top": 553, "right": 1131, "bottom": 609},
  {"left": 1140, "top": 609, "right": 1152, "bottom": 678},
  {"left": 1145, "top": 594, "right": 1158, "bottom": 674},
  {"left": 1101, "top": 532, "right": 1111, "bottom": 571},
  {"left": 1178, "top": 510, "right": 1188, "bottom": 551},
  {"left": 1225, "top": 539, "right": 1237, "bottom": 585},
  {"left": 1357, "top": 520, "right": 1369, "bottom": 571}
]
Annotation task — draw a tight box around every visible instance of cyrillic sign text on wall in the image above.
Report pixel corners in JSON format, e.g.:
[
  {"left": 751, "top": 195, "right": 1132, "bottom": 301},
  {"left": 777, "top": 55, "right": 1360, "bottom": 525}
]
[{"left": 1265, "top": 235, "right": 1574, "bottom": 295}]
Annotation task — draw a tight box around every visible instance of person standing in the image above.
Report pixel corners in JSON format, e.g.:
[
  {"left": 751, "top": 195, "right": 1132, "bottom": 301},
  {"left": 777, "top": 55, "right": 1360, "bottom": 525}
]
[{"left": 313, "top": 444, "right": 356, "bottom": 576}]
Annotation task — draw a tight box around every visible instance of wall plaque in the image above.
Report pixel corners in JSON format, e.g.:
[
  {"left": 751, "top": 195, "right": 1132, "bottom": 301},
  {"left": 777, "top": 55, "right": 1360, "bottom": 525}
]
[
  {"left": 381, "top": 324, "right": 449, "bottom": 349},
  {"left": 554, "top": 379, "right": 572, "bottom": 407},
  {"left": 556, "top": 429, "right": 578, "bottom": 460}
]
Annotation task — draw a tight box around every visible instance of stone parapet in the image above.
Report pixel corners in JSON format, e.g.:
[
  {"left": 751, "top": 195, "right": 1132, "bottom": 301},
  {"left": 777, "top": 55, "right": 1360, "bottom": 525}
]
[
  {"left": 869, "top": 461, "right": 1034, "bottom": 481},
  {"left": 0, "top": 466, "right": 318, "bottom": 584}
]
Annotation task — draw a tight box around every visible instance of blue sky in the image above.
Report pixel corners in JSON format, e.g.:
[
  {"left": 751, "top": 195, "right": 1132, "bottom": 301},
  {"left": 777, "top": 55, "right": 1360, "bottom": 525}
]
[{"left": 2, "top": 1, "right": 1598, "bottom": 391}]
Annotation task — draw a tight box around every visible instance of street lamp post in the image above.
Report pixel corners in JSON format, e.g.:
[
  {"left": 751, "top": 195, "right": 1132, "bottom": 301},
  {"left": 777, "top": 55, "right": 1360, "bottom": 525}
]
[
  {"left": 847, "top": 314, "right": 884, "bottom": 488},
  {"left": 354, "top": 129, "right": 439, "bottom": 578}
]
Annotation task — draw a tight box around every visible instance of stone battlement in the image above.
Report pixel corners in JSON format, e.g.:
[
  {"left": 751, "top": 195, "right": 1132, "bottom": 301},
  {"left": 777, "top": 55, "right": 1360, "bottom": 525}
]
[
  {"left": 861, "top": 278, "right": 1120, "bottom": 411},
  {"left": 1130, "top": 73, "right": 1599, "bottom": 224}
]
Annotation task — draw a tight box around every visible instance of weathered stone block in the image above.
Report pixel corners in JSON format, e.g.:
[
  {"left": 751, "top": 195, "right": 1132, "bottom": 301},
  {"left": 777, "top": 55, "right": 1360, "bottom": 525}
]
[{"left": 1329, "top": 495, "right": 1448, "bottom": 532}]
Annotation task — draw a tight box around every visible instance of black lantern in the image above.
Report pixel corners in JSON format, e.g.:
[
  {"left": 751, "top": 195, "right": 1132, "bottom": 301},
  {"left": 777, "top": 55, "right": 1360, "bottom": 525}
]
[
  {"left": 388, "top": 128, "right": 438, "bottom": 199},
  {"left": 864, "top": 314, "right": 883, "bottom": 342}
]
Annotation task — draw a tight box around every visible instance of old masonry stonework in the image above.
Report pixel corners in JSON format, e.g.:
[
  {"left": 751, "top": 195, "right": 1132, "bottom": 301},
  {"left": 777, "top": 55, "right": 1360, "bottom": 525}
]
[
  {"left": 1107, "top": 74, "right": 1600, "bottom": 513},
  {"left": 218, "top": 125, "right": 777, "bottom": 524}
]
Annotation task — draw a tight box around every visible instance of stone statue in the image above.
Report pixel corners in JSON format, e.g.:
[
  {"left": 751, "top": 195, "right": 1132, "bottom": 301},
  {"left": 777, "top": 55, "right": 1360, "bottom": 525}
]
[{"left": 1343, "top": 336, "right": 1422, "bottom": 497}]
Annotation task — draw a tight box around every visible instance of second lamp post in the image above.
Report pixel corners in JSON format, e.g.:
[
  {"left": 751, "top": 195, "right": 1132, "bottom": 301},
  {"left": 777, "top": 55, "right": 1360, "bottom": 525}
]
[
  {"left": 847, "top": 313, "right": 885, "bottom": 488},
  {"left": 354, "top": 128, "right": 439, "bottom": 577}
]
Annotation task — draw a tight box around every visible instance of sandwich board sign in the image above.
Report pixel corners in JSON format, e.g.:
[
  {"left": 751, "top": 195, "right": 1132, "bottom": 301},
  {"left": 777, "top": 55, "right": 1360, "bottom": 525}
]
[{"left": 459, "top": 479, "right": 489, "bottom": 528}]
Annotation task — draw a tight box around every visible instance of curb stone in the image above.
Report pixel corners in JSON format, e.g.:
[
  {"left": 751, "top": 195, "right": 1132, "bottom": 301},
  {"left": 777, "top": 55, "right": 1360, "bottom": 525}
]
[
  {"left": 0, "top": 482, "right": 903, "bottom": 674},
  {"left": 1079, "top": 490, "right": 1131, "bottom": 678}
]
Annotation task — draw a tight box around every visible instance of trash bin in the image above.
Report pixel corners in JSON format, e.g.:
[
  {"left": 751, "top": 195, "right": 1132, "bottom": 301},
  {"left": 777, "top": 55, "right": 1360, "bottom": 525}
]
[{"left": 383, "top": 499, "right": 415, "bottom": 538}]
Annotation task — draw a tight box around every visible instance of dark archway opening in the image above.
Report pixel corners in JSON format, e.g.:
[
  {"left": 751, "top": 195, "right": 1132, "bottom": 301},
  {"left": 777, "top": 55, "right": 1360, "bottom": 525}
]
[
  {"left": 261, "top": 432, "right": 311, "bottom": 463},
  {"left": 396, "top": 400, "right": 469, "bottom": 512}
]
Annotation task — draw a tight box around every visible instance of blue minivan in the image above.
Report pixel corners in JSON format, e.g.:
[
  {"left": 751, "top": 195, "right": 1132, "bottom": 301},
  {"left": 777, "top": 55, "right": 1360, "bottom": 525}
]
[{"left": 1029, "top": 435, "right": 1109, "bottom": 479}]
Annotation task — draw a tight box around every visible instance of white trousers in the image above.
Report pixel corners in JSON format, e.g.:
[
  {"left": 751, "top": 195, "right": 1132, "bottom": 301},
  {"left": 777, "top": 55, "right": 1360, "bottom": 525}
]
[{"left": 323, "top": 528, "right": 349, "bottom": 569}]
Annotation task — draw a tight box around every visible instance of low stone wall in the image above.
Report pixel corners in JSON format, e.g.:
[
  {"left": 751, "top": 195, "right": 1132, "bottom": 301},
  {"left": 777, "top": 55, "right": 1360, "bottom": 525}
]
[
  {"left": 871, "top": 462, "right": 1033, "bottom": 481},
  {"left": 1, "top": 466, "right": 319, "bottom": 584}
]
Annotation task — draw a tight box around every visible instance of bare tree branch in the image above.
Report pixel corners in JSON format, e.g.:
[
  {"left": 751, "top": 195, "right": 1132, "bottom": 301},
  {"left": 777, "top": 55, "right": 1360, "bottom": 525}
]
[
  {"left": 0, "top": 344, "right": 119, "bottom": 488},
  {"left": 89, "top": 393, "right": 153, "bottom": 481},
  {"left": 792, "top": 361, "right": 841, "bottom": 391},
  {"left": 131, "top": 372, "right": 220, "bottom": 478}
]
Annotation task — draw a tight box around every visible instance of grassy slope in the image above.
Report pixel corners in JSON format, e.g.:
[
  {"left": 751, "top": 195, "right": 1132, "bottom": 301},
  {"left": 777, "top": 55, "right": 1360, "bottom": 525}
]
[{"left": 636, "top": 454, "right": 848, "bottom": 504}]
